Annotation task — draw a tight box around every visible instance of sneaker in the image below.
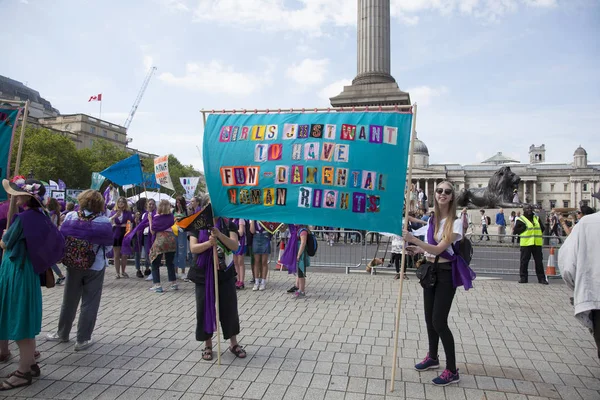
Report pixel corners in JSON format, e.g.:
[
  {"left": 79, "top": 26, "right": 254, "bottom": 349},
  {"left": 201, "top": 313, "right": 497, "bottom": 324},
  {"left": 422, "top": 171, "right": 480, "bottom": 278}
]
[
  {"left": 170, "top": 283, "right": 179, "bottom": 291},
  {"left": 183, "top": 277, "right": 190, "bottom": 283},
  {"left": 143, "top": 268, "right": 151, "bottom": 276},
  {"left": 136, "top": 270, "right": 144, "bottom": 278},
  {"left": 249, "top": 278, "right": 256, "bottom": 284},
  {"left": 46, "top": 332, "right": 69, "bottom": 342},
  {"left": 56, "top": 277, "right": 66, "bottom": 285},
  {"left": 74, "top": 339, "right": 94, "bottom": 351},
  {"left": 415, "top": 353, "right": 440, "bottom": 371},
  {"left": 293, "top": 290, "right": 305, "bottom": 298},
  {"left": 432, "top": 369, "right": 460, "bottom": 386},
  {"left": 150, "top": 286, "right": 164, "bottom": 293},
  {"left": 287, "top": 285, "right": 299, "bottom": 293},
  {"left": 252, "top": 282, "right": 260, "bottom": 291},
  {"left": 235, "top": 281, "right": 243, "bottom": 290},
  {"left": 259, "top": 281, "right": 266, "bottom": 291},
  {"left": 145, "top": 274, "right": 154, "bottom": 281}
]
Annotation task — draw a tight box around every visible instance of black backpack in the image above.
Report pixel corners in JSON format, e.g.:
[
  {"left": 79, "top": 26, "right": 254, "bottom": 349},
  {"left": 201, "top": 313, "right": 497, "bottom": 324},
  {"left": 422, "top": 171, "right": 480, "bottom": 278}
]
[
  {"left": 423, "top": 193, "right": 427, "bottom": 201},
  {"left": 486, "top": 215, "right": 491, "bottom": 225},
  {"left": 454, "top": 238, "right": 473, "bottom": 265},
  {"left": 300, "top": 228, "right": 318, "bottom": 256}
]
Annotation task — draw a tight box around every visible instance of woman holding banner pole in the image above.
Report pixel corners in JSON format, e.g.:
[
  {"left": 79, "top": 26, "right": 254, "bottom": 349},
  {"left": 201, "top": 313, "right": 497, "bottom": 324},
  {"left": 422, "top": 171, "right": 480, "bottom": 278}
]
[
  {"left": 189, "top": 214, "right": 246, "bottom": 361},
  {"left": 402, "top": 181, "right": 467, "bottom": 386}
]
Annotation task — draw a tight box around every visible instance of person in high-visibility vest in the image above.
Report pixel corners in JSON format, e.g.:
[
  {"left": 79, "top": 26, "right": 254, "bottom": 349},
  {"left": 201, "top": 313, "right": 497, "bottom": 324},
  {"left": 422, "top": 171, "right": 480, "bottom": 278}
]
[{"left": 513, "top": 205, "right": 548, "bottom": 284}]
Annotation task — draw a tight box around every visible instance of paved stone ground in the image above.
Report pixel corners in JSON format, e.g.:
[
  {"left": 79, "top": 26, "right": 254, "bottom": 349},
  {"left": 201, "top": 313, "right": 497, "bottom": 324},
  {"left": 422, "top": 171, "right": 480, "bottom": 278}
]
[{"left": 0, "top": 269, "right": 598, "bottom": 400}]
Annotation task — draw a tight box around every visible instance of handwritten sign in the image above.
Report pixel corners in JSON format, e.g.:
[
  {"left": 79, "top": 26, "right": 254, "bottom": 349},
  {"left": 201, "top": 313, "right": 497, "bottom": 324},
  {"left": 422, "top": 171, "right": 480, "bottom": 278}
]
[
  {"left": 203, "top": 111, "right": 412, "bottom": 234},
  {"left": 154, "top": 155, "right": 175, "bottom": 191}
]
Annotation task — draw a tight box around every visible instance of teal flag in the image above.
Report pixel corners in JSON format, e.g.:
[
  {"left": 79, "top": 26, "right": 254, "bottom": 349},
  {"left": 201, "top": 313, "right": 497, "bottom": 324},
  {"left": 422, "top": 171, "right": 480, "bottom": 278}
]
[
  {"left": 91, "top": 172, "right": 106, "bottom": 190},
  {"left": 0, "top": 108, "right": 21, "bottom": 201},
  {"left": 203, "top": 111, "right": 412, "bottom": 234}
]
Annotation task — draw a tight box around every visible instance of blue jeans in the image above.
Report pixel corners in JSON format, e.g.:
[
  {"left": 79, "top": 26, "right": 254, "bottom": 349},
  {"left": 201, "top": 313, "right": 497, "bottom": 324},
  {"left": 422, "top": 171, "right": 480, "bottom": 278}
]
[
  {"left": 51, "top": 264, "right": 63, "bottom": 277},
  {"left": 175, "top": 232, "right": 187, "bottom": 272},
  {"left": 151, "top": 252, "right": 176, "bottom": 284}
]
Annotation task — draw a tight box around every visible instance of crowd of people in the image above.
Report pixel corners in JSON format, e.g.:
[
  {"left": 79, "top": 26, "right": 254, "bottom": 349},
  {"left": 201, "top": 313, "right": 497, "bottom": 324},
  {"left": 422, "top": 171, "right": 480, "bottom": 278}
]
[{"left": 0, "top": 174, "right": 598, "bottom": 391}]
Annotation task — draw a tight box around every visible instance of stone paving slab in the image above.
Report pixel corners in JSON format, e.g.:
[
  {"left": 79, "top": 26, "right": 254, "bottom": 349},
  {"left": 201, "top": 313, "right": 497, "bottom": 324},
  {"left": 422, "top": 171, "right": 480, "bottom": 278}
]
[{"left": 0, "top": 270, "right": 598, "bottom": 400}]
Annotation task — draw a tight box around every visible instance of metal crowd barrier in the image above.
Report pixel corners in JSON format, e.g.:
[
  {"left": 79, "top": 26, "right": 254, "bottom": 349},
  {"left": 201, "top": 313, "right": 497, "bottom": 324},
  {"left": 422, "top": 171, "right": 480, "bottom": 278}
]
[
  {"left": 465, "top": 233, "right": 563, "bottom": 276},
  {"left": 268, "top": 229, "right": 365, "bottom": 274}
]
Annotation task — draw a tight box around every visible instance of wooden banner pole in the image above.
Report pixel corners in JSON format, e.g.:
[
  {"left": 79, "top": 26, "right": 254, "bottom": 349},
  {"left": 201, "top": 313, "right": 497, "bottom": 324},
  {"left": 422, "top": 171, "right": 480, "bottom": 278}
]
[
  {"left": 390, "top": 103, "right": 418, "bottom": 392},
  {"left": 14, "top": 100, "right": 30, "bottom": 177},
  {"left": 199, "top": 105, "right": 412, "bottom": 114},
  {"left": 202, "top": 110, "right": 222, "bottom": 365}
]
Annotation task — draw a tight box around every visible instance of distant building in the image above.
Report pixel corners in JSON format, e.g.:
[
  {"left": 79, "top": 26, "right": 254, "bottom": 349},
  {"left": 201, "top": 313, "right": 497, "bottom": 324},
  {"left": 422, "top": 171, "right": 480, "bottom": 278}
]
[
  {"left": 411, "top": 138, "right": 599, "bottom": 210},
  {"left": 0, "top": 75, "right": 60, "bottom": 118},
  {"left": 37, "top": 114, "right": 128, "bottom": 150}
]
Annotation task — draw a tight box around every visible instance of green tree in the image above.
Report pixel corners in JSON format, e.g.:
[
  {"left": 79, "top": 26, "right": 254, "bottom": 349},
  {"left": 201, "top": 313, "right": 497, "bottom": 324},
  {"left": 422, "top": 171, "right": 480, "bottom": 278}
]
[{"left": 10, "top": 126, "right": 90, "bottom": 188}]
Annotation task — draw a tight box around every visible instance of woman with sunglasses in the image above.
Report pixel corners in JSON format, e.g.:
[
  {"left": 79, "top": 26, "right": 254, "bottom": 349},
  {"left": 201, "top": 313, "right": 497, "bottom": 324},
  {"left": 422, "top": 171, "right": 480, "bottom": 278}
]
[{"left": 402, "top": 181, "right": 465, "bottom": 386}]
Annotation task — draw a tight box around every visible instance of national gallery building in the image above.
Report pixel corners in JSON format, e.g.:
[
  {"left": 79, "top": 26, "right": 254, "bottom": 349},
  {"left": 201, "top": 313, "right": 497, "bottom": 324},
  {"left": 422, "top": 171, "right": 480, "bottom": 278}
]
[{"left": 410, "top": 138, "right": 599, "bottom": 211}]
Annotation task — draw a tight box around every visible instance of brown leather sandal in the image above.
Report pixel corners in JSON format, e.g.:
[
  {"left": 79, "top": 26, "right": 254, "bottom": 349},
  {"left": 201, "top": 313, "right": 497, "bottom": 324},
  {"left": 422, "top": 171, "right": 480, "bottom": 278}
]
[
  {"left": 202, "top": 347, "right": 213, "bottom": 361},
  {"left": 0, "top": 353, "right": 10, "bottom": 363},
  {"left": 7, "top": 364, "right": 40, "bottom": 378},
  {"left": 0, "top": 370, "right": 32, "bottom": 391},
  {"left": 229, "top": 344, "right": 246, "bottom": 358}
]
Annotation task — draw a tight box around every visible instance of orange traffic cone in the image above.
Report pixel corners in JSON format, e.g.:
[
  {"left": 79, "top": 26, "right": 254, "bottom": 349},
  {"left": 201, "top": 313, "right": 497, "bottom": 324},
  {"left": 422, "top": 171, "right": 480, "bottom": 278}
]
[
  {"left": 275, "top": 241, "right": 287, "bottom": 271},
  {"left": 546, "top": 247, "right": 558, "bottom": 277}
]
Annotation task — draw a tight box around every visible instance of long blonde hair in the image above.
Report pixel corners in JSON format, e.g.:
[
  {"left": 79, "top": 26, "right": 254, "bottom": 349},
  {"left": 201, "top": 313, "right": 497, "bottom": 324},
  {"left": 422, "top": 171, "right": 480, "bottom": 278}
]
[{"left": 433, "top": 181, "right": 458, "bottom": 242}]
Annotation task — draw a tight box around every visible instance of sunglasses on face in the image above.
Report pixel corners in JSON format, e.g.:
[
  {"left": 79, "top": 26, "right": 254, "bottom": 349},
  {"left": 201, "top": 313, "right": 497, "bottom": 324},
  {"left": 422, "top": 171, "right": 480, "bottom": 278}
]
[{"left": 435, "top": 188, "right": 453, "bottom": 195}]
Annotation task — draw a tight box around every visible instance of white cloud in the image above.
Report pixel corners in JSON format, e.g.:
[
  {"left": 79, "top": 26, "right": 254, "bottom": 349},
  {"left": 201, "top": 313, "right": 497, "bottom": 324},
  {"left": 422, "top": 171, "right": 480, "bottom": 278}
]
[
  {"left": 159, "top": 60, "right": 271, "bottom": 96},
  {"left": 286, "top": 58, "right": 329, "bottom": 86},
  {"left": 157, "top": 0, "right": 190, "bottom": 12},
  {"left": 406, "top": 85, "right": 449, "bottom": 106},
  {"left": 18, "top": 0, "right": 29, "bottom": 4},
  {"left": 317, "top": 78, "right": 352, "bottom": 105}
]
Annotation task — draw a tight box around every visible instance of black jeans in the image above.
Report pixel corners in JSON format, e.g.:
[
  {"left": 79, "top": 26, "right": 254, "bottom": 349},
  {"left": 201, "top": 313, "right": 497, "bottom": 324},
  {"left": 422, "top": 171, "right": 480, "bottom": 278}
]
[
  {"left": 423, "top": 266, "right": 457, "bottom": 372},
  {"left": 480, "top": 226, "right": 489, "bottom": 240},
  {"left": 519, "top": 246, "right": 545, "bottom": 282},
  {"left": 151, "top": 252, "right": 177, "bottom": 284}
]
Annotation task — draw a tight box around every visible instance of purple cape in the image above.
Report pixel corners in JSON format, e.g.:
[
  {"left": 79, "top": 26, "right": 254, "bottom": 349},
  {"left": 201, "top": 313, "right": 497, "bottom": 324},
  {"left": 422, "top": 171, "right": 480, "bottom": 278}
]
[
  {"left": 121, "top": 210, "right": 155, "bottom": 255},
  {"left": 280, "top": 224, "right": 299, "bottom": 274},
  {"left": 60, "top": 212, "right": 114, "bottom": 246},
  {"left": 150, "top": 214, "right": 175, "bottom": 233},
  {"left": 110, "top": 210, "right": 134, "bottom": 239},
  {"left": 427, "top": 217, "right": 476, "bottom": 290},
  {"left": 18, "top": 208, "right": 65, "bottom": 274},
  {"left": 194, "top": 219, "right": 228, "bottom": 334}
]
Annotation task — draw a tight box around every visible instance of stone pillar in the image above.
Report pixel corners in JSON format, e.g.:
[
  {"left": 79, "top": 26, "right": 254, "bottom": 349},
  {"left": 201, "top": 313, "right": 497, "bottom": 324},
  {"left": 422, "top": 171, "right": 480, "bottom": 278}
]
[
  {"left": 425, "top": 180, "right": 429, "bottom": 207},
  {"left": 533, "top": 182, "right": 537, "bottom": 205},
  {"left": 570, "top": 180, "right": 576, "bottom": 207},
  {"left": 354, "top": 0, "right": 395, "bottom": 85},
  {"left": 523, "top": 181, "right": 527, "bottom": 202},
  {"left": 330, "top": 0, "right": 410, "bottom": 107}
]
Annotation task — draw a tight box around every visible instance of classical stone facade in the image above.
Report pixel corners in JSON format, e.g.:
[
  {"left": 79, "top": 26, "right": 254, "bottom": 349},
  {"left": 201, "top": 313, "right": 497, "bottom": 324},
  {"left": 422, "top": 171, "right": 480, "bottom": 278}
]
[{"left": 411, "top": 139, "right": 599, "bottom": 210}]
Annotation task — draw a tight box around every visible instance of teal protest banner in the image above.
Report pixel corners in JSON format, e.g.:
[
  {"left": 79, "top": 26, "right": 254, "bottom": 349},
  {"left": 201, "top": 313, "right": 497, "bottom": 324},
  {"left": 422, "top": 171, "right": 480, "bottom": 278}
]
[
  {"left": 0, "top": 108, "right": 21, "bottom": 201},
  {"left": 203, "top": 110, "right": 413, "bottom": 234}
]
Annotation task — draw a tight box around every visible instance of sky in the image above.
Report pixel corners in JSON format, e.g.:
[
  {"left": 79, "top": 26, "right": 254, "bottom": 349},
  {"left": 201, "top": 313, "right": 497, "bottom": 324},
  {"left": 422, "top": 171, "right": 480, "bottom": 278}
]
[{"left": 1, "top": 0, "right": 599, "bottom": 171}]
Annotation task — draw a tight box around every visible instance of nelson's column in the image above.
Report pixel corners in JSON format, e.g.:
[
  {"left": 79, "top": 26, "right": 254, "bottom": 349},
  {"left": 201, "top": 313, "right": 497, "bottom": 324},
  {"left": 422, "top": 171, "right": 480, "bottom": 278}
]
[{"left": 330, "top": 0, "right": 410, "bottom": 107}]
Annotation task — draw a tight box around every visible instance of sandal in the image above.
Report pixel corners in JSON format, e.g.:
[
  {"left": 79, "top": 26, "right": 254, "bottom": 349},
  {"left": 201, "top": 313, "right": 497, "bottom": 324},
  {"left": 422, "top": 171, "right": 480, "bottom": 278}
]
[
  {"left": 121, "top": 272, "right": 129, "bottom": 278},
  {"left": 202, "top": 347, "right": 213, "bottom": 361},
  {"left": 115, "top": 274, "right": 121, "bottom": 279},
  {"left": 34, "top": 350, "right": 41, "bottom": 360},
  {"left": 0, "top": 353, "right": 10, "bottom": 363},
  {"left": 229, "top": 344, "right": 247, "bottom": 358},
  {"left": 0, "top": 370, "right": 32, "bottom": 391},
  {"left": 7, "top": 363, "right": 40, "bottom": 378}
]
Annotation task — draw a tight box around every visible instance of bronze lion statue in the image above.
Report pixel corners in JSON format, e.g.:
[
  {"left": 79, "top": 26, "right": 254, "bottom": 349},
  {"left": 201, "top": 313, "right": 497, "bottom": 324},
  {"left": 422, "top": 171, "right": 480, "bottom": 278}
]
[{"left": 457, "top": 166, "right": 523, "bottom": 209}]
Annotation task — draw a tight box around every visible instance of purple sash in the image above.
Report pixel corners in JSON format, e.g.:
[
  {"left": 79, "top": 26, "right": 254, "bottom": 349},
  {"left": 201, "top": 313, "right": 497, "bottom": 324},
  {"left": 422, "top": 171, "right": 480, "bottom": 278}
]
[
  {"left": 110, "top": 210, "right": 134, "bottom": 239},
  {"left": 427, "top": 217, "right": 476, "bottom": 290},
  {"left": 60, "top": 212, "right": 113, "bottom": 246},
  {"left": 280, "top": 224, "right": 299, "bottom": 274}
]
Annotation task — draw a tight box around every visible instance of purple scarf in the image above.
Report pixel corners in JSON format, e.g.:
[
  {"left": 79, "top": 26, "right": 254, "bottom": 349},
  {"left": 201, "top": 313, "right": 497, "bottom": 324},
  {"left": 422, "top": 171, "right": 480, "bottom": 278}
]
[
  {"left": 110, "top": 210, "right": 134, "bottom": 239},
  {"left": 18, "top": 208, "right": 65, "bottom": 274},
  {"left": 427, "top": 217, "right": 476, "bottom": 290},
  {"left": 60, "top": 212, "right": 113, "bottom": 246},
  {"left": 280, "top": 224, "right": 299, "bottom": 274},
  {"left": 121, "top": 210, "right": 155, "bottom": 255},
  {"left": 0, "top": 201, "right": 9, "bottom": 229}
]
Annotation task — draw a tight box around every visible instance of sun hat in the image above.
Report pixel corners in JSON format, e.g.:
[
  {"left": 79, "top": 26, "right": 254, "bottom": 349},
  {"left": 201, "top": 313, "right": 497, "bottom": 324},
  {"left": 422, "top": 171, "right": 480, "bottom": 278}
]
[{"left": 2, "top": 176, "right": 46, "bottom": 205}]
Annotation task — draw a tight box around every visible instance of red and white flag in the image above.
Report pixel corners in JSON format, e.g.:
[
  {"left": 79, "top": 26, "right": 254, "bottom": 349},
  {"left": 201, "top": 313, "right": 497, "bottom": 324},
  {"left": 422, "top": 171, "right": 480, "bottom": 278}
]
[{"left": 88, "top": 93, "right": 102, "bottom": 102}]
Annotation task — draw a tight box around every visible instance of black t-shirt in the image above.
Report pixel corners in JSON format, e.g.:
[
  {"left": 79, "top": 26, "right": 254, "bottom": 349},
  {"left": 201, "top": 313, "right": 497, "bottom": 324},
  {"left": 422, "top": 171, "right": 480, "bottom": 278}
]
[{"left": 189, "top": 218, "right": 238, "bottom": 283}]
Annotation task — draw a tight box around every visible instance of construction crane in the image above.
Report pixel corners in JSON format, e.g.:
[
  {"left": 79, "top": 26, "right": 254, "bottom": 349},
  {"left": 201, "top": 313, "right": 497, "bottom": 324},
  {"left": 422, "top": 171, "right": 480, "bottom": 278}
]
[{"left": 123, "top": 66, "right": 157, "bottom": 130}]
